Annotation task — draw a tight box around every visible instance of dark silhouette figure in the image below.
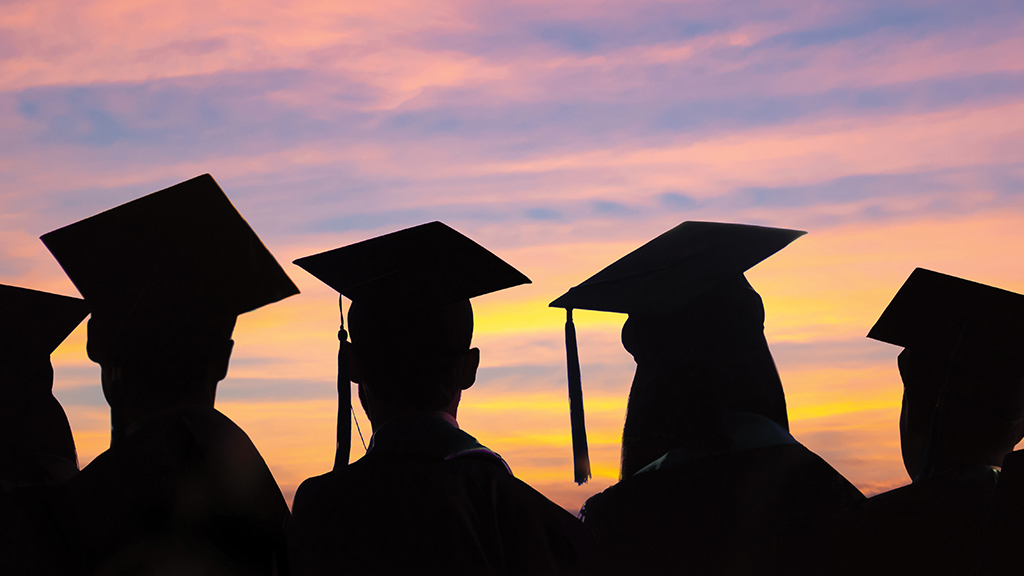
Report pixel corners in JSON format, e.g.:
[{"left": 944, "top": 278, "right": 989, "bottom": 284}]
[
  {"left": 834, "top": 268, "right": 1024, "bottom": 576},
  {"left": 551, "top": 221, "right": 864, "bottom": 576},
  {"left": 0, "top": 285, "right": 89, "bottom": 575},
  {"left": 41, "top": 174, "right": 299, "bottom": 575},
  {"left": 0, "top": 285, "right": 88, "bottom": 490},
  {"left": 288, "top": 222, "right": 594, "bottom": 575}
]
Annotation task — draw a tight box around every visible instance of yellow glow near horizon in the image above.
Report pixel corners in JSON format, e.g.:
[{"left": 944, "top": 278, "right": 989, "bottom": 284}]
[{"left": 50, "top": 210, "right": 1024, "bottom": 509}]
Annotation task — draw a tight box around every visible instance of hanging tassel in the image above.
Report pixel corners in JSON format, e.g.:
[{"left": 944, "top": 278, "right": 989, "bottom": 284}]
[
  {"left": 566, "top": 308, "right": 591, "bottom": 484},
  {"left": 334, "top": 297, "right": 352, "bottom": 471}
]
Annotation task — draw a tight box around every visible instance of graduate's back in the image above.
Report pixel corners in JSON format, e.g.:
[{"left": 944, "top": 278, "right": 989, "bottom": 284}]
[
  {"left": 291, "top": 414, "right": 592, "bottom": 576},
  {"left": 288, "top": 222, "right": 593, "bottom": 575}
]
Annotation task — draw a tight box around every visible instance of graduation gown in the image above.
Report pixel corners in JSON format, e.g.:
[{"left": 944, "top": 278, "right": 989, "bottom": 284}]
[
  {"left": 68, "top": 405, "right": 290, "bottom": 576},
  {"left": 0, "top": 447, "right": 81, "bottom": 574},
  {"left": 981, "top": 449, "right": 1024, "bottom": 572},
  {"left": 1, "top": 483, "right": 79, "bottom": 575},
  {"left": 581, "top": 411, "right": 864, "bottom": 576},
  {"left": 832, "top": 464, "right": 1001, "bottom": 576},
  {"left": 288, "top": 412, "right": 594, "bottom": 575}
]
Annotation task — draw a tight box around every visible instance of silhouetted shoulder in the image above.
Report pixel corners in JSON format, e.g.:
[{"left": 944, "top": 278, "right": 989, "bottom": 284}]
[
  {"left": 833, "top": 466, "right": 999, "bottom": 576},
  {"left": 71, "top": 406, "right": 289, "bottom": 575},
  {"left": 0, "top": 484, "right": 78, "bottom": 575},
  {"left": 583, "top": 443, "right": 862, "bottom": 576},
  {"left": 289, "top": 415, "right": 592, "bottom": 575},
  {"left": 293, "top": 459, "right": 590, "bottom": 576}
]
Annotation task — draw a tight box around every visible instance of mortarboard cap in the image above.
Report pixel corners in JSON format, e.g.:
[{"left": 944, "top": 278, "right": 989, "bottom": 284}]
[
  {"left": 868, "top": 268, "right": 1024, "bottom": 358},
  {"left": 550, "top": 221, "right": 805, "bottom": 483},
  {"left": 294, "top": 221, "right": 531, "bottom": 470},
  {"left": 294, "top": 221, "right": 530, "bottom": 306},
  {"left": 40, "top": 174, "right": 299, "bottom": 331},
  {"left": 0, "top": 284, "right": 89, "bottom": 356},
  {"left": 551, "top": 221, "right": 805, "bottom": 315}
]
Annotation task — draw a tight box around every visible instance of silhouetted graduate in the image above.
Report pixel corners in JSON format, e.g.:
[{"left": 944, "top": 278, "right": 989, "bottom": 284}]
[
  {"left": 0, "top": 284, "right": 88, "bottom": 574},
  {"left": 288, "top": 221, "right": 594, "bottom": 575},
  {"left": 42, "top": 174, "right": 298, "bottom": 576},
  {"left": 833, "top": 268, "right": 1024, "bottom": 576},
  {"left": 552, "top": 221, "right": 864, "bottom": 576},
  {"left": 0, "top": 284, "right": 88, "bottom": 490}
]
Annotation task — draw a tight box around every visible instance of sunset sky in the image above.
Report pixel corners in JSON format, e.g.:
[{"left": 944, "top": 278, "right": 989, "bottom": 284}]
[{"left": 3, "top": 0, "right": 1023, "bottom": 513}]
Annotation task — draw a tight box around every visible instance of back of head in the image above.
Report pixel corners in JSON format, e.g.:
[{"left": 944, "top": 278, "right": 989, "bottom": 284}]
[
  {"left": 86, "top": 308, "right": 237, "bottom": 409},
  {"left": 549, "top": 221, "right": 805, "bottom": 483},
  {"left": 42, "top": 174, "right": 298, "bottom": 423},
  {"left": 293, "top": 221, "right": 530, "bottom": 468},
  {"left": 619, "top": 276, "right": 787, "bottom": 477},
  {"left": 348, "top": 299, "right": 473, "bottom": 412}
]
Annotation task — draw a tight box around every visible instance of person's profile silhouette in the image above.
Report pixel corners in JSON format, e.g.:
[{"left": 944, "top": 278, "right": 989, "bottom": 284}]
[{"left": 834, "top": 268, "right": 1024, "bottom": 576}]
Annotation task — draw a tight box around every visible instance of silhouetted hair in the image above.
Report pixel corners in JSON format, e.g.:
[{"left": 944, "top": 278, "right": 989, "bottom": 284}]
[
  {"left": 905, "top": 321, "right": 1024, "bottom": 477},
  {"left": 619, "top": 277, "right": 787, "bottom": 477},
  {"left": 348, "top": 299, "right": 473, "bottom": 412}
]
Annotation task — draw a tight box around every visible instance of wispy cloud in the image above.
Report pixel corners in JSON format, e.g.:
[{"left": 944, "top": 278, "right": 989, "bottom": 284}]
[{"left": 4, "top": 0, "right": 1024, "bottom": 510}]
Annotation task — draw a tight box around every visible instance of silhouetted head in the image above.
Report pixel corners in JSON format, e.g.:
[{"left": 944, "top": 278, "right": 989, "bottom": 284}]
[
  {"left": 869, "top": 268, "right": 1024, "bottom": 480},
  {"left": 348, "top": 299, "right": 479, "bottom": 425},
  {"left": 898, "top": 334, "right": 1024, "bottom": 479},
  {"left": 42, "top": 174, "right": 299, "bottom": 439},
  {"left": 86, "top": 308, "right": 237, "bottom": 434},
  {"left": 550, "top": 221, "right": 805, "bottom": 482},
  {"left": 618, "top": 276, "right": 787, "bottom": 477},
  {"left": 293, "top": 221, "right": 531, "bottom": 431}
]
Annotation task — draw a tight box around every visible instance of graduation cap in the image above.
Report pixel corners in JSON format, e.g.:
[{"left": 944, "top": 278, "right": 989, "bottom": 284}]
[
  {"left": 0, "top": 284, "right": 89, "bottom": 357},
  {"left": 868, "top": 268, "right": 1024, "bottom": 360},
  {"left": 40, "top": 174, "right": 299, "bottom": 340},
  {"left": 550, "top": 221, "right": 806, "bottom": 484},
  {"left": 294, "top": 221, "right": 530, "bottom": 306},
  {"left": 294, "top": 221, "right": 531, "bottom": 469}
]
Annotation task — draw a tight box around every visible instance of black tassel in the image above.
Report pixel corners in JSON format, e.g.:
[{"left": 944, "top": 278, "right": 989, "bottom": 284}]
[
  {"left": 334, "top": 302, "right": 351, "bottom": 471},
  {"left": 565, "top": 309, "right": 591, "bottom": 484}
]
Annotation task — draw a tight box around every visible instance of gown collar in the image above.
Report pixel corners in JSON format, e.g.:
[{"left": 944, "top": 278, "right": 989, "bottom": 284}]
[{"left": 636, "top": 411, "right": 798, "bottom": 476}]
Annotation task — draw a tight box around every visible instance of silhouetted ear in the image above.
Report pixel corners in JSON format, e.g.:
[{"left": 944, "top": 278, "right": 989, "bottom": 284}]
[
  {"left": 457, "top": 347, "right": 480, "bottom": 391},
  {"left": 100, "top": 363, "right": 120, "bottom": 408}
]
